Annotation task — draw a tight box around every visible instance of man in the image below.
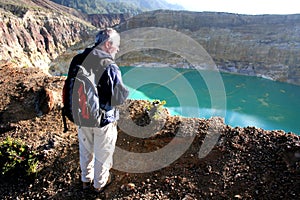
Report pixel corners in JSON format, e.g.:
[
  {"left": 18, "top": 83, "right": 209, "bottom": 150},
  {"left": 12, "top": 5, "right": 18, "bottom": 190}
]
[{"left": 70, "top": 28, "right": 128, "bottom": 192}]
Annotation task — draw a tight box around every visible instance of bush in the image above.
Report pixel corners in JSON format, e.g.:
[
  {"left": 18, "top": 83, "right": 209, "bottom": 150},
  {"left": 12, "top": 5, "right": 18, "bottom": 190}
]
[{"left": 0, "top": 137, "right": 39, "bottom": 177}]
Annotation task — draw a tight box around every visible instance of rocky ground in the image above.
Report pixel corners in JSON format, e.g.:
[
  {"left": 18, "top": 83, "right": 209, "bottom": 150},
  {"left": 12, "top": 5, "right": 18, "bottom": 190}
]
[{"left": 0, "top": 63, "right": 299, "bottom": 200}]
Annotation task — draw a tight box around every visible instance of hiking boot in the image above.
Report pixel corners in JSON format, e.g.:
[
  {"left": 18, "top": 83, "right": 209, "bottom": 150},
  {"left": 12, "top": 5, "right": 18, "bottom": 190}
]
[
  {"left": 94, "top": 173, "right": 113, "bottom": 193},
  {"left": 82, "top": 181, "right": 92, "bottom": 190}
]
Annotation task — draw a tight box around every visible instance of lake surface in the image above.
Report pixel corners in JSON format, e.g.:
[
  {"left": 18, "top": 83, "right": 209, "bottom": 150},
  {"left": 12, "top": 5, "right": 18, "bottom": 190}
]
[{"left": 120, "top": 66, "right": 300, "bottom": 135}]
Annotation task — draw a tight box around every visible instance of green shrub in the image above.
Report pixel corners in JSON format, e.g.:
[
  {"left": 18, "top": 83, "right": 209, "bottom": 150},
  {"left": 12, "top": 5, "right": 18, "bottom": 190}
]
[{"left": 0, "top": 137, "right": 39, "bottom": 177}]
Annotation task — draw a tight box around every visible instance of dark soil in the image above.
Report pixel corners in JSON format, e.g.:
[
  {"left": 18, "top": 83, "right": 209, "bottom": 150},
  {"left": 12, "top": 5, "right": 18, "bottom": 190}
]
[{"left": 0, "top": 64, "right": 299, "bottom": 199}]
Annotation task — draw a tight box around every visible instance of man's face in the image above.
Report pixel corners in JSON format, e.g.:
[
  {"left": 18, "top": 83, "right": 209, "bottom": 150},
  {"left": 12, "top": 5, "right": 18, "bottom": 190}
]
[{"left": 109, "top": 34, "right": 120, "bottom": 59}]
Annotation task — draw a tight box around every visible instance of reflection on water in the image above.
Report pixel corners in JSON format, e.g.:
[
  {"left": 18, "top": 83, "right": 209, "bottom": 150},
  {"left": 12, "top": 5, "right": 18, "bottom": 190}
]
[
  {"left": 121, "top": 67, "right": 300, "bottom": 135},
  {"left": 169, "top": 107, "right": 284, "bottom": 133}
]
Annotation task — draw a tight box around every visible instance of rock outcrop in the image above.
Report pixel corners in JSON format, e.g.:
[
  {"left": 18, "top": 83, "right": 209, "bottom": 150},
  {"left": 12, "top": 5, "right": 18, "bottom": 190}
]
[
  {"left": 88, "top": 13, "right": 131, "bottom": 28},
  {"left": 0, "top": 0, "right": 95, "bottom": 73},
  {"left": 117, "top": 10, "right": 300, "bottom": 85}
]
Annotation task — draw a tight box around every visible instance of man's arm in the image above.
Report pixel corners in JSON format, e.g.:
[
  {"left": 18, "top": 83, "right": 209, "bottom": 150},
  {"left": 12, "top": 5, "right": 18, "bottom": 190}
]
[
  {"left": 98, "top": 64, "right": 129, "bottom": 107},
  {"left": 109, "top": 64, "right": 129, "bottom": 106}
]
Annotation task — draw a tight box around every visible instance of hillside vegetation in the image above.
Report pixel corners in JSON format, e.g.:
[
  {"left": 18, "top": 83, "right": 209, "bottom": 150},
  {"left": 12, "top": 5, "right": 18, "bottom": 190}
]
[{"left": 50, "top": 0, "right": 184, "bottom": 14}]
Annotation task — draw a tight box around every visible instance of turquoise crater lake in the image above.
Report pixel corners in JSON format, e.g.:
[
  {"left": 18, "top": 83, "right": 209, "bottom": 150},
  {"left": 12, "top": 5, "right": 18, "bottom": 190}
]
[{"left": 120, "top": 66, "right": 300, "bottom": 135}]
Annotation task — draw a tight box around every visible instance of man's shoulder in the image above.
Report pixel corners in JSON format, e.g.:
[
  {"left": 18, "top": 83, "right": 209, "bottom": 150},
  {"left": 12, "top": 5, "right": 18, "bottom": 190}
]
[
  {"left": 107, "top": 63, "right": 120, "bottom": 74},
  {"left": 72, "top": 47, "right": 94, "bottom": 61},
  {"left": 81, "top": 47, "right": 95, "bottom": 57},
  {"left": 101, "top": 59, "right": 118, "bottom": 69}
]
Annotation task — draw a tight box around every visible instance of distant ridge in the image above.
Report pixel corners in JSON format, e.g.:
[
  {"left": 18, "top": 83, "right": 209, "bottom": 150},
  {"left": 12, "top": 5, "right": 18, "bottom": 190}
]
[
  {"left": 49, "top": 0, "right": 184, "bottom": 15},
  {"left": 117, "top": 10, "right": 300, "bottom": 85}
]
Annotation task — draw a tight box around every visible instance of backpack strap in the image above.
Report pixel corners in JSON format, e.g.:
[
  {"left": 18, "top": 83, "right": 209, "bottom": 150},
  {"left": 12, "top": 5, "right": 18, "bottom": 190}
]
[
  {"left": 98, "top": 58, "right": 115, "bottom": 111},
  {"left": 62, "top": 107, "right": 68, "bottom": 133},
  {"left": 100, "top": 58, "right": 115, "bottom": 68}
]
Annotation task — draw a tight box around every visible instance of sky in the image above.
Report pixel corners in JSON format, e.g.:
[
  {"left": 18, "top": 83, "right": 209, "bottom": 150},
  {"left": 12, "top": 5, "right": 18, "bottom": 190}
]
[{"left": 166, "top": 0, "right": 300, "bottom": 15}]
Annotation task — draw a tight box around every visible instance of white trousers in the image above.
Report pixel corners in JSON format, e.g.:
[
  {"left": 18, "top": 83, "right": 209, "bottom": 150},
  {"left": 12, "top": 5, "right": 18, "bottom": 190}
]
[{"left": 78, "top": 122, "right": 118, "bottom": 189}]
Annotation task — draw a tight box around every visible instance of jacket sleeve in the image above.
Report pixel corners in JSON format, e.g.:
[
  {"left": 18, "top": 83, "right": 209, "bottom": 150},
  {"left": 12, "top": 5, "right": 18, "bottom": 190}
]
[
  {"left": 111, "top": 66, "right": 129, "bottom": 106},
  {"left": 107, "top": 64, "right": 129, "bottom": 106}
]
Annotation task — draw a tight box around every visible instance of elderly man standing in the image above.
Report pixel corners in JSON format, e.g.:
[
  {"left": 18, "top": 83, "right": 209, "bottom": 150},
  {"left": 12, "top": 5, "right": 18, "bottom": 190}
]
[{"left": 68, "top": 28, "right": 128, "bottom": 192}]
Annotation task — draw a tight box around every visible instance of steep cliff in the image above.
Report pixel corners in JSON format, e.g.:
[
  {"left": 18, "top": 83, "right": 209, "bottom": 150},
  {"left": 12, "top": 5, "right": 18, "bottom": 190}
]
[
  {"left": 88, "top": 13, "right": 131, "bottom": 28},
  {"left": 117, "top": 10, "right": 300, "bottom": 85},
  {"left": 0, "top": 0, "right": 95, "bottom": 73}
]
